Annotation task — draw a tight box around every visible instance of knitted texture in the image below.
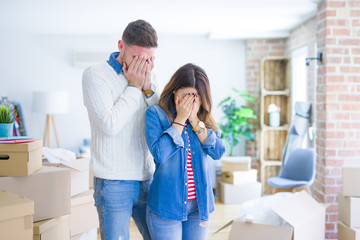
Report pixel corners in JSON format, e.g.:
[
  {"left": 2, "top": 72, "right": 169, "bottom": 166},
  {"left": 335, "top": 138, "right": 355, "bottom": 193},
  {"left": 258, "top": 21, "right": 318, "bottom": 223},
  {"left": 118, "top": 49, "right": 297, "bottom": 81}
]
[{"left": 82, "top": 62, "right": 158, "bottom": 180}]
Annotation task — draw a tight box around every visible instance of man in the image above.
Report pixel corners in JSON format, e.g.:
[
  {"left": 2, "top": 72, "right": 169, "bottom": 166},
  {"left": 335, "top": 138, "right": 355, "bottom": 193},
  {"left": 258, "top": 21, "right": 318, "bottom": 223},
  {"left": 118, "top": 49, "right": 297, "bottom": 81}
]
[{"left": 82, "top": 19, "right": 159, "bottom": 240}]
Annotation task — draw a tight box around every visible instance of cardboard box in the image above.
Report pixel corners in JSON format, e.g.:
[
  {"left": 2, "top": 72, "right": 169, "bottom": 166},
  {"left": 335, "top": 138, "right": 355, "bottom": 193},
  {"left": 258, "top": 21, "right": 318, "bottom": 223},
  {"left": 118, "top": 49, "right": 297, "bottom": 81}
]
[
  {"left": 0, "top": 190, "right": 34, "bottom": 240},
  {"left": 222, "top": 169, "right": 257, "bottom": 185},
  {"left": 43, "top": 157, "right": 90, "bottom": 196},
  {"left": 221, "top": 156, "right": 251, "bottom": 172},
  {"left": 343, "top": 160, "right": 360, "bottom": 197},
  {"left": 71, "top": 190, "right": 99, "bottom": 236},
  {"left": 33, "top": 215, "right": 70, "bottom": 240},
  {"left": 217, "top": 191, "right": 325, "bottom": 240},
  {"left": 219, "top": 181, "right": 262, "bottom": 204},
  {"left": 0, "top": 166, "right": 71, "bottom": 221},
  {"left": 71, "top": 228, "right": 97, "bottom": 240},
  {"left": 0, "top": 139, "right": 42, "bottom": 176},
  {"left": 338, "top": 221, "right": 360, "bottom": 240},
  {"left": 338, "top": 193, "right": 360, "bottom": 228}
]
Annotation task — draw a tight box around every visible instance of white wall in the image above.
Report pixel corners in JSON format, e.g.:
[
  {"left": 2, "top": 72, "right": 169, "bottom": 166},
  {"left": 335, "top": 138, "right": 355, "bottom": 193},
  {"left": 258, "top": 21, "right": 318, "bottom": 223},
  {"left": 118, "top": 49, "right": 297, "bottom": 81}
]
[{"left": 0, "top": 33, "right": 245, "bottom": 154}]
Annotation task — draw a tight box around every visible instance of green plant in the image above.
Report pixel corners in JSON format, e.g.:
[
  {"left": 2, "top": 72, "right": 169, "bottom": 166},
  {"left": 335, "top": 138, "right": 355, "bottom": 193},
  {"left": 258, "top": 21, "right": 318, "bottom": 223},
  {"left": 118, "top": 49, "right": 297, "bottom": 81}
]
[
  {"left": 218, "top": 88, "right": 258, "bottom": 156},
  {"left": 0, "top": 104, "right": 16, "bottom": 123}
]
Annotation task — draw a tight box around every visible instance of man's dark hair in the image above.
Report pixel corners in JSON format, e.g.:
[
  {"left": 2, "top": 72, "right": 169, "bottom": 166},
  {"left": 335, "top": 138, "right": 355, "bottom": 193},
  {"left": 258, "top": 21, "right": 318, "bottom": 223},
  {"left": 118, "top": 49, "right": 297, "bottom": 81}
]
[{"left": 122, "top": 19, "right": 158, "bottom": 48}]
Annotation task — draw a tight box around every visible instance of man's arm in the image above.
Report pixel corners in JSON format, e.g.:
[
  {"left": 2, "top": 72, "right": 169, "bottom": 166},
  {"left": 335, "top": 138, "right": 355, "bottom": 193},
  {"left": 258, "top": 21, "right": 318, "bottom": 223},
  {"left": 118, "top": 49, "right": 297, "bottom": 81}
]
[{"left": 82, "top": 68, "right": 142, "bottom": 137}]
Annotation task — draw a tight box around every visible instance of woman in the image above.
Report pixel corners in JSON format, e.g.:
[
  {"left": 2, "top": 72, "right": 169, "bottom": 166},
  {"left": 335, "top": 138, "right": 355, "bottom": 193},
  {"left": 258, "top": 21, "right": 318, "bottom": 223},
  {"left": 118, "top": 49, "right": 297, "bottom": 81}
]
[{"left": 145, "top": 63, "right": 225, "bottom": 240}]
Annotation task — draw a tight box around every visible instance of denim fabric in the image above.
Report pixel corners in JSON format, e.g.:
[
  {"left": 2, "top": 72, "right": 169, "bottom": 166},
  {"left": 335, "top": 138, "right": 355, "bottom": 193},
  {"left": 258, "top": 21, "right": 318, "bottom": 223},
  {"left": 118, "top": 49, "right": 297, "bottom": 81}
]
[
  {"left": 146, "top": 200, "right": 209, "bottom": 240},
  {"left": 93, "top": 177, "right": 151, "bottom": 240},
  {"left": 145, "top": 105, "right": 226, "bottom": 222}
]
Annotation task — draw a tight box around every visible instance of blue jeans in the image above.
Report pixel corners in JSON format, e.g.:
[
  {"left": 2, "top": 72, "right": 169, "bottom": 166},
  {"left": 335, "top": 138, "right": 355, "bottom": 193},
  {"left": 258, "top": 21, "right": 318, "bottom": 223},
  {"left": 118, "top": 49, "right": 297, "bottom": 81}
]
[
  {"left": 93, "top": 177, "right": 151, "bottom": 240},
  {"left": 146, "top": 200, "right": 209, "bottom": 240}
]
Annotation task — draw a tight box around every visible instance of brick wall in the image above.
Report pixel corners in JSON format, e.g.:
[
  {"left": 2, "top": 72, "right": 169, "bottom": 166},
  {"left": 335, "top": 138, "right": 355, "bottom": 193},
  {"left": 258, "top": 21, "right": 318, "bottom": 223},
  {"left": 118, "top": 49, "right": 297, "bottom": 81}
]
[
  {"left": 315, "top": 0, "right": 360, "bottom": 239},
  {"left": 245, "top": 39, "right": 286, "bottom": 168},
  {"left": 245, "top": 1, "right": 360, "bottom": 239}
]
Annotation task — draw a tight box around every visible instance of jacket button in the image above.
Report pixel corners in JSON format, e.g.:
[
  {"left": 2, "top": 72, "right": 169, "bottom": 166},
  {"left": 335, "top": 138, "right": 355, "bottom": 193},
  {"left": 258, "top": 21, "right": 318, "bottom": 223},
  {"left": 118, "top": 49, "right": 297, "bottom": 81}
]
[
  {"left": 199, "top": 203, "right": 202, "bottom": 205},
  {"left": 194, "top": 169, "right": 196, "bottom": 171},
  {"left": 192, "top": 152, "right": 195, "bottom": 154},
  {"left": 196, "top": 185, "right": 199, "bottom": 188}
]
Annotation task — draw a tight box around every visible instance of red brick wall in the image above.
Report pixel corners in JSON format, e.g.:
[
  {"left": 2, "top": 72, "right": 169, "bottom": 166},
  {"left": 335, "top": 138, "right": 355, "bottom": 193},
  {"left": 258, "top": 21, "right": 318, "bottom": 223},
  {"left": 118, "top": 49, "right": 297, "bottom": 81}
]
[
  {"left": 245, "top": 39, "right": 286, "bottom": 168},
  {"left": 245, "top": 1, "right": 360, "bottom": 238},
  {"left": 315, "top": 1, "right": 360, "bottom": 239}
]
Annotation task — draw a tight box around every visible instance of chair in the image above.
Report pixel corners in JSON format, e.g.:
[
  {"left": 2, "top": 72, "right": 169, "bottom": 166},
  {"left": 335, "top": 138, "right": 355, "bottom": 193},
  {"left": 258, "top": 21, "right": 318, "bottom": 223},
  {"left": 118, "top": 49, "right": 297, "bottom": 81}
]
[{"left": 267, "top": 148, "right": 316, "bottom": 193}]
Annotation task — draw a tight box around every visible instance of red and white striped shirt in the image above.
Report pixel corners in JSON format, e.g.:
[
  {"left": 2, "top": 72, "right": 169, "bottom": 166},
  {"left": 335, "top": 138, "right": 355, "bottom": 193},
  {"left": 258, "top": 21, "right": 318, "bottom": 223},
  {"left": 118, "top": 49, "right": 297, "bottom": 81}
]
[{"left": 186, "top": 126, "right": 196, "bottom": 201}]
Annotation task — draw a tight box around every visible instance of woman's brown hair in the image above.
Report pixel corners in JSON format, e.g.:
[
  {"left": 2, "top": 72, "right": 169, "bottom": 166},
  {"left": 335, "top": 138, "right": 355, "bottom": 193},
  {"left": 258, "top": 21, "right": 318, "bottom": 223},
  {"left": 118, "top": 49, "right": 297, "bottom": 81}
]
[{"left": 159, "top": 63, "right": 220, "bottom": 131}]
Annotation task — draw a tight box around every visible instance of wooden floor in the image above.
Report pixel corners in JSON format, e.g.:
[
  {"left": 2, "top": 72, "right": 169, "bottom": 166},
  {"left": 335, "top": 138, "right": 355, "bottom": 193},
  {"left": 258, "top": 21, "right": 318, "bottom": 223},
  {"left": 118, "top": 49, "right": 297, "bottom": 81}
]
[{"left": 97, "top": 202, "right": 242, "bottom": 240}]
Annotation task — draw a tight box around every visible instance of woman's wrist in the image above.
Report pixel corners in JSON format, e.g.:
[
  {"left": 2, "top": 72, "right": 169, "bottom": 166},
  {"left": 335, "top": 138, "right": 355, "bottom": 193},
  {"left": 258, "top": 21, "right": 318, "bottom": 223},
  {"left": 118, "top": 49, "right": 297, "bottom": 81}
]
[
  {"left": 174, "top": 116, "right": 187, "bottom": 124},
  {"left": 188, "top": 117, "right": 199, "bottom": 127}
]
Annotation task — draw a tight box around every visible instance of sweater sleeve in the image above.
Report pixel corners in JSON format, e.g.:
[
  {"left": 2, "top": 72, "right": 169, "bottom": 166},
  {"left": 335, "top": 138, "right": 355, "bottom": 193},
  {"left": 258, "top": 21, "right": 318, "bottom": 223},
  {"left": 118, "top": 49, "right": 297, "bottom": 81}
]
[{"left": 82, "top": 67, "right": 142, "bottom": 137}]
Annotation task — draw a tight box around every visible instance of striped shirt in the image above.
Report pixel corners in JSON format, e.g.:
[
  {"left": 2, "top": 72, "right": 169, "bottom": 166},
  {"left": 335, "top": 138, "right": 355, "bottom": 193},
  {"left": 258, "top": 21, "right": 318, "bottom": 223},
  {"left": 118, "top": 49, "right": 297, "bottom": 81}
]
[{"left": 186, "top": 125, "right": 196, "bottom": 201}]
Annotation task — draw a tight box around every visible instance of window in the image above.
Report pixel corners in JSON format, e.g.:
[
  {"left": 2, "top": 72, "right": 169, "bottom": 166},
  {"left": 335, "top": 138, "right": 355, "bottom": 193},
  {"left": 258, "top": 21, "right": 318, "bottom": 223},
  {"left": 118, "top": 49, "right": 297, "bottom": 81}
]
[{"left": 291, "top": 46, "right": 308, "bottom": 116}]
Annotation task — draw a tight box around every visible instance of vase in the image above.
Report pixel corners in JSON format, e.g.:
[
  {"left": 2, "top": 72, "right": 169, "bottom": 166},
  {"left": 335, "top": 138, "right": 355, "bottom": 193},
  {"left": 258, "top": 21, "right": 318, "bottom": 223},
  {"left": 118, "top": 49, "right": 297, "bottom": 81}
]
[{"left": 0, "top": 123, "right": 13, "bottom": 137}]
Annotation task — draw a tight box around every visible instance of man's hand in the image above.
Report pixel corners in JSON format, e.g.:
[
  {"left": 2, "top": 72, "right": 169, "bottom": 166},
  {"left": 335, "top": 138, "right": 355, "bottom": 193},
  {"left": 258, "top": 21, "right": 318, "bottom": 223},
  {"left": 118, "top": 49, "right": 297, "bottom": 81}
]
[
  {"left": 123, "top": 56, "right": 148, "bottom": 90},
  {"left": 143, "top": 56, "right": 155, "bottom": 91}
]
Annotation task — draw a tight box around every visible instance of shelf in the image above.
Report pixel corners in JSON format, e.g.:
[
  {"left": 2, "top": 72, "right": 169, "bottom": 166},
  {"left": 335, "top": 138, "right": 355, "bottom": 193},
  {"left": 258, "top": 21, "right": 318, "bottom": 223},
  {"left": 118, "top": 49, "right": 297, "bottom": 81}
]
[
  {"left": 261, "top": 124, "right": 289, "bottom": 130},
  {"left": 259, "top": 56, "right": 291, "bottom": 195},
  {"left": 261, "top": 89, "right": 290, "bottom": 96},
  {"left": 260, "top": 161, "right": 282, "bottom": 166}
]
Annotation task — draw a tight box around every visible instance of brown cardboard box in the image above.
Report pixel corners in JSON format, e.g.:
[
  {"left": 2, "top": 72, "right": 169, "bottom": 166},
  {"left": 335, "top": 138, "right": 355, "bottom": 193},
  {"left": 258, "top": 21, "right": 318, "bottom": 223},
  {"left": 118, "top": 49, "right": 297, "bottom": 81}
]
[
  {"left": 338, "top": 193, "right": 360, "bottom": 228},
  {"left": 0, "top": 166, "right": 71, "bottom": 221},
  {"left": 33, "top": 215, "right": 70, "bottom": 240},
  {"left": 338, "top": 221, "right": 360, "bottom": 240},
  {"left": 217, "top": 191, "right": 326, "bottom": 240},
  {"left": 219, "top": 181, "right": 262, "bottom": 204},
  {"left": 343, "top": 160, "right": 360, "bottom": 197},
  {"left": 222, "top": 169, "right": 257, "bottom": 185},
  {"left": 0, "top": 190, "right": 34, "bottom": 240},
  {"left": 0, "top": 139, "right": 42, "bottom": 176},
  {"left": 43, "top": 157, "right": 90, "bottom": 196},
  {"left": 221, "top": 156, "right": 251, "bottom": 172},
  {"left": 71, "top": 190, "right": 99, "bottom": 236}
]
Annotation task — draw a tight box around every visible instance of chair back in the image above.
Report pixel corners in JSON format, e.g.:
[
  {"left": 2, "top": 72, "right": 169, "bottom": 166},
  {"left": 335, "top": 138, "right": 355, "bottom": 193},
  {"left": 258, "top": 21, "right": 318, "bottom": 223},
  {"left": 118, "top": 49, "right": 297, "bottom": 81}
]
[{"left": 280, "top": 148, "right": 316, "bottom": 182}]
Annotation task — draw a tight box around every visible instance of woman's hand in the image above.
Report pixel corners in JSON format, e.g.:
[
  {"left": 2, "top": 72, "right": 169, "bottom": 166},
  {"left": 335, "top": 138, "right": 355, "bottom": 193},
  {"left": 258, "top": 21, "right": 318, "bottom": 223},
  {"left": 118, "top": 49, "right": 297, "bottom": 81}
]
[
  {"left": 175, "top": 94, "right": 195, "bottom": 123},
  {"left": 188, "top": 94, "right": 201, "bottom": 124}
]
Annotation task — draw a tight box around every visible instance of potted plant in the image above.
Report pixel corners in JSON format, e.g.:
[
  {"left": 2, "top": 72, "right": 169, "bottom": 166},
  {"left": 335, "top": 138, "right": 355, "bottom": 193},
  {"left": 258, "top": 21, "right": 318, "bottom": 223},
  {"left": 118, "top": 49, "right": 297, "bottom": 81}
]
[
  {"left": 218, "top": 88, "right": 258, "bottom": 156},
  {"left": 0, "top": 104, "right": 16, "bottom": 137}
]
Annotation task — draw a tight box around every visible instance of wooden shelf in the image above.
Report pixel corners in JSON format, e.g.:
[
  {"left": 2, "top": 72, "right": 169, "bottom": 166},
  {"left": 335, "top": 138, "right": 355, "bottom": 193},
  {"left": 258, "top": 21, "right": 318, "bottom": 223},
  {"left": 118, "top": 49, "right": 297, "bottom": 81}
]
[{"left": 259, "top": 56, "right": 291, "bottom": 195}]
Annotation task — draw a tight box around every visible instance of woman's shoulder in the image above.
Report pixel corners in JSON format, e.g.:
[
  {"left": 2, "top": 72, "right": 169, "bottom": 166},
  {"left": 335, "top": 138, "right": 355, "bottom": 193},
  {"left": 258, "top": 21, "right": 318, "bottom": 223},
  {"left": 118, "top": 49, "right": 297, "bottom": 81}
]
[
  {"left": 147, "top": 105, "right": 172, "bottom": 126},
  {"left": 147, "top": 105, "right": 167, "bottom": 118}
]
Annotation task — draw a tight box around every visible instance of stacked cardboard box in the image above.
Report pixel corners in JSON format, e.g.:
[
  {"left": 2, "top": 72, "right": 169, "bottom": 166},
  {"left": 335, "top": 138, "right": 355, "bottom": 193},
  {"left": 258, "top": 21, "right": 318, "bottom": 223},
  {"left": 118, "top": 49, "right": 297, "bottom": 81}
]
[
  {"left": 43, "top": 157, "right": 99, "bottom": 238},
  {"left": 338, "top": 160, "right": 360, "bottom": 240},
  {"left": 219, "top": 156, "right": 262, "bottom": 204},
  {"left": 0, "top": 140, "right": 98, "bottom": 239},
  {"left": 0, "top": 190, "right": 34, "bottom": 240}
]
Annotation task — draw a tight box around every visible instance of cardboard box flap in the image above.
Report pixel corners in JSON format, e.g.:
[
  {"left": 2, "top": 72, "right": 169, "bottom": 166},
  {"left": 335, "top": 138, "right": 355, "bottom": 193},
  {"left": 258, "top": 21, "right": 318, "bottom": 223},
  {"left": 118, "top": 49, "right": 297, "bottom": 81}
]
[
  {"left": 71, "top": 190, "right": 94, "bottom": 207},
  {"left": 229, "top": 220, "right": 293, "bottom": 240},
  {"left": 0, "top": 190, "right": 34, "bottom": 221},
  {"left": 33, "top": 215, "right": 70, "bottom": 234},
  {"left": 343, "top": 159, "right": 360, "bottom": 168},
  {"left": 0, "top": 139, "right": 42, "bottom": 152},
  {"left": 60, "top": 158, "right": 90, "bottom": 172},
  {"left": 270, "top": 191, "right": 324, "bottom": 227}
]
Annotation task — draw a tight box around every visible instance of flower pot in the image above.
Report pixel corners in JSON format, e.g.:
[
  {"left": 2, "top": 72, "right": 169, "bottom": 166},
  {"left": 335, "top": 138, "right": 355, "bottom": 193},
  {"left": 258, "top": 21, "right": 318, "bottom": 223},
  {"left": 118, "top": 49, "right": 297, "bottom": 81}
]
[{"left": 0, "top": 123, "right": 13, "bottom": 137}]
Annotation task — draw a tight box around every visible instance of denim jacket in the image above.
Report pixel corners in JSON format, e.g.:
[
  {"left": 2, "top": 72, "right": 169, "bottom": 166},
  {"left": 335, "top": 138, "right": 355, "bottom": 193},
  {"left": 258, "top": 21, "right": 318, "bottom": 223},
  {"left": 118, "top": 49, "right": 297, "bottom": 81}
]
[{"left": 145, "top": 105, "right": 225, "bottom": 222}]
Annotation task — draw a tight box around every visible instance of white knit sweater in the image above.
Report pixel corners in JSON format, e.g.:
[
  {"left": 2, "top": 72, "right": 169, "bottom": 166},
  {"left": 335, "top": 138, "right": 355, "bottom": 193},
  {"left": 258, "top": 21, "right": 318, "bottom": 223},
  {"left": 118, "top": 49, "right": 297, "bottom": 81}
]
[{"left": 82, "top": 62, "right": 158, "bottom": 180}]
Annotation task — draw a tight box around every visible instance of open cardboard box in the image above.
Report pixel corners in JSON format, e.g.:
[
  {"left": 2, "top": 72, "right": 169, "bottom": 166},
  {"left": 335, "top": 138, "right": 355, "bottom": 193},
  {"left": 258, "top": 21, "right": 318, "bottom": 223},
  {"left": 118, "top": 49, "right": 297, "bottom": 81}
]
[
  {"left": 215, "top": 191, "right": 325, "bottom": 240},
  {"left": 43, "top": 157, "right": 90, "bottom": 196}
]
